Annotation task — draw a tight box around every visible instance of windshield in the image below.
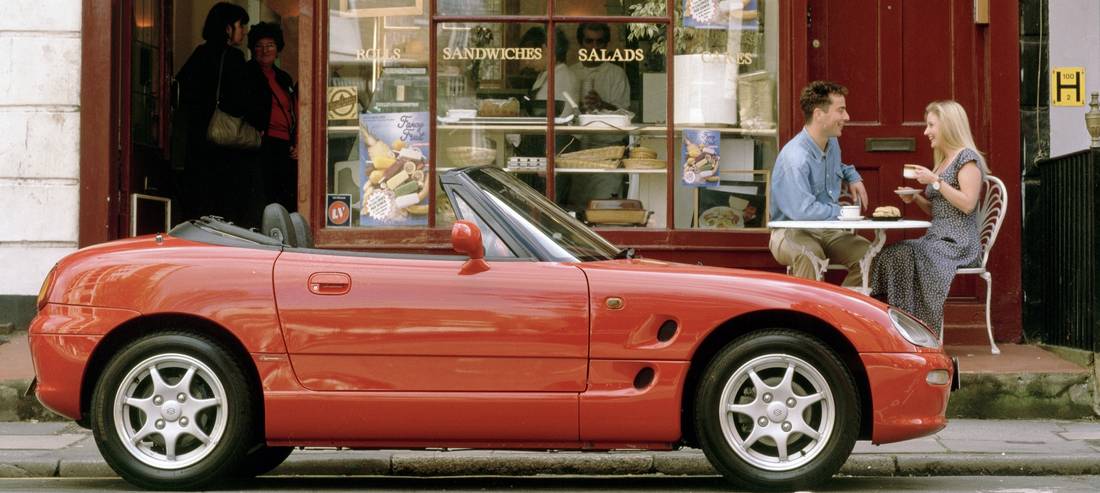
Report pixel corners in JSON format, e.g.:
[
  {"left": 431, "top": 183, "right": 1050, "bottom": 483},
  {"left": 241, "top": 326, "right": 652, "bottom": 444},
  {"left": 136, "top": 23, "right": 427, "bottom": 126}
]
[{"left": 465, "top": 168, "right": 619, "bottom": 262}]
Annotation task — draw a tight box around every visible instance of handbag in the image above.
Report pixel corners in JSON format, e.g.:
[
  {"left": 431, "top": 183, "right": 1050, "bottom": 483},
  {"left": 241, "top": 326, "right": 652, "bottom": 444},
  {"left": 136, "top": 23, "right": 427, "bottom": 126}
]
[{"left": 206, "top": 51, "right": 261, "bottom": 149}]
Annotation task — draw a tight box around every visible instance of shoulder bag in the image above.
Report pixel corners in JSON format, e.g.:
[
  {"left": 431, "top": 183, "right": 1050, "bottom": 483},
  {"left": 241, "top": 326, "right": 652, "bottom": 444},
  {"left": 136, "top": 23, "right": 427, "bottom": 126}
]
[{"left": 206, "top": 50, "right": 261, "bottom": 149}]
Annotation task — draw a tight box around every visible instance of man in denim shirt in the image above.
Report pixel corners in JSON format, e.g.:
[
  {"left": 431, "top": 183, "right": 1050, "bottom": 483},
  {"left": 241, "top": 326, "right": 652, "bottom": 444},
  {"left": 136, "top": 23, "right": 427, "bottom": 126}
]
[{"left": 768, "top": 81, "right": 870, "bottom": 286}]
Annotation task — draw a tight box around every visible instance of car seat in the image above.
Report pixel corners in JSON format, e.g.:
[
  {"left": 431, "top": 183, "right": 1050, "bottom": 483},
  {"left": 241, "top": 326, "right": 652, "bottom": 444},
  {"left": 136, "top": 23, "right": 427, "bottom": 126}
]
[
  {"left": 261, "top": 203, "right": 297, "bottom": 247},
  {"left": 289, "top": 212, "right": 313, "bottom": 248}
]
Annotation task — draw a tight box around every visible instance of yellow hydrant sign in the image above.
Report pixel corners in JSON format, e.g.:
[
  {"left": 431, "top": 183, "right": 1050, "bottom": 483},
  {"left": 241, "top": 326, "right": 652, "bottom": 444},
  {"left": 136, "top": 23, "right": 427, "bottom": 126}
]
[{"left": 1052, "top": 67, "right": 1085, "bottom": 106}]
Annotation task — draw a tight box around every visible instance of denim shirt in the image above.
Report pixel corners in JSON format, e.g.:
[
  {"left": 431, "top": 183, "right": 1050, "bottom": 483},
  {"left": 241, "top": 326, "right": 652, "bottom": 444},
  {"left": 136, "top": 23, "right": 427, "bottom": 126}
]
[{"left": 768, "top": 128, "right": 862, "bottom": 221}]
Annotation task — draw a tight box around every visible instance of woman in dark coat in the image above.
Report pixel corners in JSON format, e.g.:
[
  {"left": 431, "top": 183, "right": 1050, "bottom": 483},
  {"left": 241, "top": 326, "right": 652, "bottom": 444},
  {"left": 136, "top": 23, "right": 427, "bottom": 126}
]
[
  {"left": 175, "top": 2, "right": 261, "bottom": 227},
  {"left": 243, "top": 22, "right": 298, "bottom": 213}
]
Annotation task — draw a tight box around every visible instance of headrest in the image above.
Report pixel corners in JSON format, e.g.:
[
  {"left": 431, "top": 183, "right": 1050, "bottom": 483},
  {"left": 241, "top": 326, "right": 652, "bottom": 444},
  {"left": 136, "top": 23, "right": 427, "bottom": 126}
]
[
  {"left": 261, "top": 203, "right": 296, "bottom": 247},
  {"left": 289, "top": 212, "right": 313, "bottom": 249}
]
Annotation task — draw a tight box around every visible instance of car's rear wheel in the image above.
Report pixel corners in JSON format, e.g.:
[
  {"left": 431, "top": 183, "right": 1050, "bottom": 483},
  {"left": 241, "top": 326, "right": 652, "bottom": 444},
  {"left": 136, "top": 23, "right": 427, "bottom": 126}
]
[
  {"left": 91, "top": 332, "right": 253, "bottom": 490},
  {"left": 695, "top": 330, "right": 859, "bottom": 491}
]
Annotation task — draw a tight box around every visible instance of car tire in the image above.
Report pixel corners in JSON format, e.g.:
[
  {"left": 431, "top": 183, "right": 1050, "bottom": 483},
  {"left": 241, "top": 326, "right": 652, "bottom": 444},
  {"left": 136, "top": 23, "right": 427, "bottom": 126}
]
[
  {"left": 695, "top": 329, "right": 859, "bottom": 491},
  {"left": 236, "top": 444, "right": 294, "bottom": 478},
  {"left": 90, "top": 332, "right": 254, "bottom": 490}
]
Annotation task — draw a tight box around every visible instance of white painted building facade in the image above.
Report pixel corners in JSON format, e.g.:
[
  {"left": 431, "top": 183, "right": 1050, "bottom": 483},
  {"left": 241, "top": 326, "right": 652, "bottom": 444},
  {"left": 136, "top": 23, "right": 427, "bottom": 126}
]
[
  {"left": 1049, "top": 0, "right": 1100, "bottom": 155},
  {"left": 0, "top": 1, "right": 82, "bottom": 324}
]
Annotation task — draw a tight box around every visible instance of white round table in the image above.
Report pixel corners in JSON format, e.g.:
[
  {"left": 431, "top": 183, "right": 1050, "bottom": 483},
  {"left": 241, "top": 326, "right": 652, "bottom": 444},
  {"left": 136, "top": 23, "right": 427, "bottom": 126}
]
[{"left": 769, "top": 219, "right": 932, "bottom": 293}]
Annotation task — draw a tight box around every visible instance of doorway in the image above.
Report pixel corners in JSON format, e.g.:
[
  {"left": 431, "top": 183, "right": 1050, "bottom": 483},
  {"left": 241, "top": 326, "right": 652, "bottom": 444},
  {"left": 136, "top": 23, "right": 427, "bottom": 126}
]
[{"left": 117, "top": 0, "right": 304, "bottom": 236}]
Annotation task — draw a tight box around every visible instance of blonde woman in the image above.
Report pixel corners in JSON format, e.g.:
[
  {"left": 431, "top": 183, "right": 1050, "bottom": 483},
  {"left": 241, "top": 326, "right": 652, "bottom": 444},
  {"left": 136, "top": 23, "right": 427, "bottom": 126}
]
[{"left": 870, "top": 100, "right": 991, "bottom": 336}]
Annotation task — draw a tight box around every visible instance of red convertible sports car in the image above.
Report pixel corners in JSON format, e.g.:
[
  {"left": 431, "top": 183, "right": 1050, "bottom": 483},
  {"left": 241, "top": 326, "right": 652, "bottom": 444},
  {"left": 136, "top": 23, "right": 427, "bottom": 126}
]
[{"left": 30, "top": 166, "right": 956, "bottom": 490}]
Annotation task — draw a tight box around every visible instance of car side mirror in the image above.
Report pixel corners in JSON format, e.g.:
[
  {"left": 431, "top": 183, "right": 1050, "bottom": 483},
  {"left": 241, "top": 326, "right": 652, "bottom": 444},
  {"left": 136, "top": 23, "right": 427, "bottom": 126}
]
[
  {"left": 452, "top": 220, "right": 489, "bottom": 275},
  {"left": 452, "top": 220, "right": 485, "bottom": 260}
]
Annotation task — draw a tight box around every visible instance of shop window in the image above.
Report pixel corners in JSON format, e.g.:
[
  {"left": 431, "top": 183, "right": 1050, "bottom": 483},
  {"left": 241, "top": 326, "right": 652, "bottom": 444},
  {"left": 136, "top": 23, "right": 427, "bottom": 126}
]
[
  {"left": 669, "top": 0, "right": 779, "bottom": 230},
  {"left": 436, "top": 20, "right": 669, "bottom": 229},
  {"left": 323, "top": 0, "right": 779, "bottom": 234},
  {"left": 327, "top": 1, "right": 431, "bottom": 228}
]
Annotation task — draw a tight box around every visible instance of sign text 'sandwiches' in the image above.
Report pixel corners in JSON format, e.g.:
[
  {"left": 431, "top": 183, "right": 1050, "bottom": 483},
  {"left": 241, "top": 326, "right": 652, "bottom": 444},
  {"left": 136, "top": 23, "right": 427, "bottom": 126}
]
[{"left": 442, "top": 47, "right": 543, "bottom": 61}]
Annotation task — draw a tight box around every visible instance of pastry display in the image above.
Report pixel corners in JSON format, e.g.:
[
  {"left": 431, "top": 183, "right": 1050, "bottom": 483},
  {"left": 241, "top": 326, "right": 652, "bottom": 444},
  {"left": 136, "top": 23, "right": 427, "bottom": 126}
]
[
  {"left": 477, "top": 98, "right": 520, "bottom": 117},
  {"left": 361, "top": 129, "right": 430, "bottom": 223}
]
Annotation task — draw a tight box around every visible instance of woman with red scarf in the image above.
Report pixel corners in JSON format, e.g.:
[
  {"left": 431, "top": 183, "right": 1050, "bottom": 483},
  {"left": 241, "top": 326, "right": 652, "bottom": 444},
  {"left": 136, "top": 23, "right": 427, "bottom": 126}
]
[{"left": 244, "top": 22, "right": 298, "bottom": 213}]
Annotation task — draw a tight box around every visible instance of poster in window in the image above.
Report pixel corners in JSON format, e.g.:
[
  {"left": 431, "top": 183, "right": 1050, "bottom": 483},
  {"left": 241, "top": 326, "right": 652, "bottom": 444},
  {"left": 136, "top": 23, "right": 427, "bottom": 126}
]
[
  {"left": 681, "top": 128, "right": 721, "bottom": 187},
  {"left": 359, "top": 112, "right": 430, "bottom": 226},
  {"left": 682, "top": 0, "right": 759, "bottom": 30},
  {"left": 339, "top": 0, "right": 423, "bottom": 17}
]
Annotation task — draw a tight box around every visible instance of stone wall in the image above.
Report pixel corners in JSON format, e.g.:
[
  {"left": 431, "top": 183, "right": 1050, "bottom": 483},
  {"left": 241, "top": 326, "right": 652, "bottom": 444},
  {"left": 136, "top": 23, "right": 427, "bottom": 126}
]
[{"left": 0, "top": 1, "right": 82, "bottom": 328}]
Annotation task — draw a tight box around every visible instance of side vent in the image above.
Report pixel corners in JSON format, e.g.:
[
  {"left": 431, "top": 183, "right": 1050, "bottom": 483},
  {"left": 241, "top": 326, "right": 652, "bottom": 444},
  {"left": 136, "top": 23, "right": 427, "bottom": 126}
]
[
  {"left": 633, "top": 367, "right": 655, "bottom": 390},
  {"left": 657, "top": 320, "right": 678, "bottom": 342}
]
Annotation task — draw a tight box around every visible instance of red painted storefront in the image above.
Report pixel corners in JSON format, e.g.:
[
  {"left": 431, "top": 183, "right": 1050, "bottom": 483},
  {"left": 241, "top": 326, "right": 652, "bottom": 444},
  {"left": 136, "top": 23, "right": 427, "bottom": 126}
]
[{"left": 77, "top": 1, "right": 1020, "bottom": 342}]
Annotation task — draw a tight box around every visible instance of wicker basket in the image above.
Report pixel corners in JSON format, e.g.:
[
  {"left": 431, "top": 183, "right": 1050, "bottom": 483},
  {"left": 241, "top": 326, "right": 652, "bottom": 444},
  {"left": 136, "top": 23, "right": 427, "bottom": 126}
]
[
  {"left": 622, "top": 158, "right": 666, "bottom": 170},
  {"left": 558, "top": 145, "right": 626, "bottom": 161},
  {"left": 446, "top": 146, "right": 496, "bottom": 166},
  {"left": 556, "top": 158, "right": 621, "bottom": 169}
]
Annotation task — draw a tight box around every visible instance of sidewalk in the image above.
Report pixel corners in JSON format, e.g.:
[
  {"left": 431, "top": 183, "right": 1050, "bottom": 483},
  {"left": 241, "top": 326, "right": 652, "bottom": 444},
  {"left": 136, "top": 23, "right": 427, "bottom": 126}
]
[{"left": 0, "top": 419, "right": 1098, "bottom": 478}]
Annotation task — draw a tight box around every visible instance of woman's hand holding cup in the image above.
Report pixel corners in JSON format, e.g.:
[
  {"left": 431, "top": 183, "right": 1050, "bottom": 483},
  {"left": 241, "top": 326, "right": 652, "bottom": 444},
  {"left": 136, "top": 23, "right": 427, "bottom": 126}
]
[{"left": 904, "top": 164, "right": 938, "bottom": 185}]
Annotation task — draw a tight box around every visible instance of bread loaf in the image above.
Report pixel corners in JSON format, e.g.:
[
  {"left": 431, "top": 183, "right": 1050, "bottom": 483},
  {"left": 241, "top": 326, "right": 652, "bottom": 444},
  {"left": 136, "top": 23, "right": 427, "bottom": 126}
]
[{"left": 872, "top": 206, "right": 900, "bottom": 218}]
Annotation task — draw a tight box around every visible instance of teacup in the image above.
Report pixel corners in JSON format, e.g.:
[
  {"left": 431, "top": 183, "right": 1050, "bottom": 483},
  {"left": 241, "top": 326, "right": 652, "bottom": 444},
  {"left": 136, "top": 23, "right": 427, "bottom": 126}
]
[
  {"left": 840, "top": 205, "right": 861, "bottom": 219},
  {"left": 903, "top": 164, "right": 920, "bottom": 179}
]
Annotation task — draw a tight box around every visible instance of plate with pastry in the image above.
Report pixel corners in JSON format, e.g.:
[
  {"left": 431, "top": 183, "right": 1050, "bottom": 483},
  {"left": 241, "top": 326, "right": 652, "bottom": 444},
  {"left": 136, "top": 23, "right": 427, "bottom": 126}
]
[{"left": 871, "top": 205, "right": 903, "bottom": 221}]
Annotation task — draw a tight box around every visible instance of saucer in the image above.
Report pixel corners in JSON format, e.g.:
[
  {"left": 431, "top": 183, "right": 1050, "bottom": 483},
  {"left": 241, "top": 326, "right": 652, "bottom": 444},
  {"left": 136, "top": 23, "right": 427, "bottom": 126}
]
[
  {"left": 837, "top": 215, "right": 864, "bottom": 221},
  {"left": 895, "top": 188, "right": 920, "bottom": 196}
]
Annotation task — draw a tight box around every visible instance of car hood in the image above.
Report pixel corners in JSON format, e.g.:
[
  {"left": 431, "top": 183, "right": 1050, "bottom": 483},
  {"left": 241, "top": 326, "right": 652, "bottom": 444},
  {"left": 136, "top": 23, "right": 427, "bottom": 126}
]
[{"left": 577, "top": 258, "right": 916, "bottom": 353}]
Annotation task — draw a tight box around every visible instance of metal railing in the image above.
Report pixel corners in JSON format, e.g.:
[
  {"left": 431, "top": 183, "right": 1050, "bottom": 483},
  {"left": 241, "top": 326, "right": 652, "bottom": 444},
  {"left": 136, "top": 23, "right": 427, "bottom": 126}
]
[{"left": 1037, "top": 148, "right": 1100, "bottom": 352}]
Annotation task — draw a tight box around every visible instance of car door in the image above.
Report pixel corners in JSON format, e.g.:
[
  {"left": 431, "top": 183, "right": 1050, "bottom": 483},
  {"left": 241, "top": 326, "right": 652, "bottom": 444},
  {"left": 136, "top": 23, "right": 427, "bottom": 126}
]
[{"left": 274, "top": 251, "right": 589, "bottom": 393}]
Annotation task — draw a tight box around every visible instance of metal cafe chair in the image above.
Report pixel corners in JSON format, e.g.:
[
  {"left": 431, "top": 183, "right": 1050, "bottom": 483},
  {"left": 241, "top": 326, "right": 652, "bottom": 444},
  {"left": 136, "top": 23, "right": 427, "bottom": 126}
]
[
  {"left": 941, "top": 174, "right": 1007, "bottom": 355},
  {"left": 786, "top": 185, "right": 857, "bottom": 280}
]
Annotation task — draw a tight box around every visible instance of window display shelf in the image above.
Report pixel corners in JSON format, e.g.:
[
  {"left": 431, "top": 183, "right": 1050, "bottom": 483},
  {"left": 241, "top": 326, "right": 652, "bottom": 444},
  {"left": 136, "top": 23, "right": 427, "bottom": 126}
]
[
  {"left": 330, "top": 124, "right": 777, "bottom": 138},
  {"left": 437, "top": 167, "right": 667, "bottom": 174}
]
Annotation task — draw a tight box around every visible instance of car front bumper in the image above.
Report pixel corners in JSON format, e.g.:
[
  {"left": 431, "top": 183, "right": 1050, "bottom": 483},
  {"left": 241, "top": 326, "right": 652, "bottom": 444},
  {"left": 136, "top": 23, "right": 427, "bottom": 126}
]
[
  {"left": 861, "top": 351, "right": 956, "bottom": 444},
  {"left": 28, "top": 304, "right": 138, "bottom": 421}
]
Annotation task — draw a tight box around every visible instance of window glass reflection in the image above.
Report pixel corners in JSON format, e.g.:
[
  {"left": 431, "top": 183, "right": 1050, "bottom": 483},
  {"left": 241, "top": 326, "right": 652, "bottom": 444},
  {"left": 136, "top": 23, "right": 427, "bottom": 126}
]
[{"left": 436, "top": 0, "right": 546, "bottom": 16}]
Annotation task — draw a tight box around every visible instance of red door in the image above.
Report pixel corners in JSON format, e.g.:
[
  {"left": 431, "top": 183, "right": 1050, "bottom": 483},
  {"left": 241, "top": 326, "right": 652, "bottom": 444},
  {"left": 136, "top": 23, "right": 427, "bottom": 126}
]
[{"left": 803, "top": 0, "right": 983, "bottom": 298}]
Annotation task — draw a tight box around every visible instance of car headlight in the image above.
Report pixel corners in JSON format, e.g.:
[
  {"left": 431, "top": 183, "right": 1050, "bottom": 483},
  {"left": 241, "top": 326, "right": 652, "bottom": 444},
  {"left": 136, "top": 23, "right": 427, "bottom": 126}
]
[
  {"left": 37, "top": 266, "right": 57, "bottom": 312},
  {"left": 888, "top": 308, "right": 940, "bottom": 349}
]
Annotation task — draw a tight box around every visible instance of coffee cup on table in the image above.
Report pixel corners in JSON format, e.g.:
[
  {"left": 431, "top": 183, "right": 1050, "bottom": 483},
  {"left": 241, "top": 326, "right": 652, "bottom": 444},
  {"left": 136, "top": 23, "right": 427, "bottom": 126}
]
[
  {"left": 903, "top": 164, "right": 919, "bottom": 179},
  {"left": 840, "top": 205, "right": 861, "bottom": 219}
]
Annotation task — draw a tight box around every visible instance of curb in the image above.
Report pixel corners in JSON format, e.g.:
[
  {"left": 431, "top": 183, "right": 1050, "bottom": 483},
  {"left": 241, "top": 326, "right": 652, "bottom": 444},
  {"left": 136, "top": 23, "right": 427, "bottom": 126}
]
[{"left": 1, "top": 451, "right": 1099, "bottom": 479}]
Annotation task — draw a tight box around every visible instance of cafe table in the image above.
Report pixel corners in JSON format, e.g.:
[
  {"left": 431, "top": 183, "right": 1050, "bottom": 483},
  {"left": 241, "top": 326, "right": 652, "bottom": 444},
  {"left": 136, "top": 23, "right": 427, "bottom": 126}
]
[{"left": 768, "top": 218, "right": 932, "bottom": 294}]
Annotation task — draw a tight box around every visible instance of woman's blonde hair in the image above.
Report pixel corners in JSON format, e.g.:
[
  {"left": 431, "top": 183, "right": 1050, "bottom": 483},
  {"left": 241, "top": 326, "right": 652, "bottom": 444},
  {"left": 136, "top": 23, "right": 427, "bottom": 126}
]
[{"left": 925, "top": 100, "right": 989, "bottom": 174}]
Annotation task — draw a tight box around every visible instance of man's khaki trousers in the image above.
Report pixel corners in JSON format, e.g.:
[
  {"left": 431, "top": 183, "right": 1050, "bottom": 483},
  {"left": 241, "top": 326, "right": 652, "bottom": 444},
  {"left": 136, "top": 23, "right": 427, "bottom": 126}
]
[{"left": 769, "top": 228, "right": 871, "bottom": 287}]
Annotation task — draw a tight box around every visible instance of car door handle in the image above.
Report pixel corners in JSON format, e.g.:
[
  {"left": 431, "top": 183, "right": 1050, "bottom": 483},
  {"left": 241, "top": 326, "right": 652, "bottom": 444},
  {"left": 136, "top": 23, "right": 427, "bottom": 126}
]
[{"left": 308, "top": 272, "right": 351, "bottom": 295}]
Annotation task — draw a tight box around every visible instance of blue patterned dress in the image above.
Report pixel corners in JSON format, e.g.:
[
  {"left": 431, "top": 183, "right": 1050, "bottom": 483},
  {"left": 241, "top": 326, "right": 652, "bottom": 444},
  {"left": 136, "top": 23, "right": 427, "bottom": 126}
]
[{"left": 870, "top": 148, "right": 985, "bottom": 334}]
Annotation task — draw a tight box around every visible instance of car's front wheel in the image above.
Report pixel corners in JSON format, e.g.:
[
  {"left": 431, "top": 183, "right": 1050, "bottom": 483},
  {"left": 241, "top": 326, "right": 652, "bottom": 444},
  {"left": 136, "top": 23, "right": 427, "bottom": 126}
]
[
  {"left": 91, "top": 332, "right": 254, "bottom": 490},
  {"left": 695, "top": 329, "right": 860, "bottom": 491}
]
